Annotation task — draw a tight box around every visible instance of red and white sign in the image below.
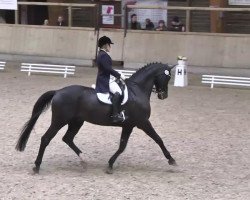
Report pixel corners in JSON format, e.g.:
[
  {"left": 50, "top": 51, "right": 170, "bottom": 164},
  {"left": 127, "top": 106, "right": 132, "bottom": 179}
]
[{"left": 102, "top": 5, "right": 114, "bottom": 25}]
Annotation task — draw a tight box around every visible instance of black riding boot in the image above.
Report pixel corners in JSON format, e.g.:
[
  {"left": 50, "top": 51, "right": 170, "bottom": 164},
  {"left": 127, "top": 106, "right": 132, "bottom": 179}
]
[{"left": 112, "top": 92, "right": 124, "bottom": 123}]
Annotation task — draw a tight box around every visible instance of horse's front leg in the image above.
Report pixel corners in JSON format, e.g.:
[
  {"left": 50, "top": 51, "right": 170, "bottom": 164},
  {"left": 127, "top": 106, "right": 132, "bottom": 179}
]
[
  {"left": 137, "top": 120, "right": 177, "bottom": 166},
  {"left": 106, "top": 126, "right": 134, "bottom": 174}
]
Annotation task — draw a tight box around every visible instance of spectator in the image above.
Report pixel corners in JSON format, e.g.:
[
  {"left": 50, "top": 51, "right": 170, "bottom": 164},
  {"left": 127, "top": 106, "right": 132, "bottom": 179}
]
[
  {"left": 129, "top": 14, "right": 141, "bottom": 30},
  {"left": 0, "top": 16, "right": 5, "bottom": 24},
  {"left": 145, "top": 18, "right": 154, "bottom": 30},
  {"left": 155, "top": 20, "right": 167, "bottom": 31},
  {"left": 0, "top": 11, "right": 5, "bottom": 23},
  {"left": 43, "top": 19, "right": 49, "bottom": 26},
  {"left": 57, "top": 15, "right": 66, "bottom": 26},
  {"left": 169, "top": 16, "right": 185, "bottom": 32}
]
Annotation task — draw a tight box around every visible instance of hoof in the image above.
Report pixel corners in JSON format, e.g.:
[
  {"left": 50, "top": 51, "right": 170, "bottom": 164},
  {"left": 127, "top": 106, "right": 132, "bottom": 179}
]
[
  {"left": 80, "top": 161, "right": 87, "bottom": 168},
  {"left": 105, "top": 167, "right": 113, "bottom": 174},
  {"left": 32, "top": 166, "right": 39, "bottom": 174},
  {"left": 80, "top": 161, "right": 87, "bottom": 172},
  {"left": 168, "top": 159, "right": 177, "bottom": 166}
]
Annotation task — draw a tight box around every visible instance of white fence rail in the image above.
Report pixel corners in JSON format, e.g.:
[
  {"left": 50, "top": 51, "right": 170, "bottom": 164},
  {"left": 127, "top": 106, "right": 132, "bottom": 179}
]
[
  {"left": 115, "top": 69, "right": 136, "bottom": 79},
  {"left": 0, "top": 61, "right": 6, "bottom": 70},
  {"left": 21, "top": 63, "right": 75, "bottom": 78},
  {"left": 202, "top": 75, "right": 250, "bottom": 88}
]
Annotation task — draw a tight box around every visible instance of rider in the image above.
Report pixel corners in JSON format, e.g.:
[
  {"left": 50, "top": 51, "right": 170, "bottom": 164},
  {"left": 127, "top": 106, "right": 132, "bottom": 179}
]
[{"left": 95, "top": 36, "right": 126, "bottom": 123}]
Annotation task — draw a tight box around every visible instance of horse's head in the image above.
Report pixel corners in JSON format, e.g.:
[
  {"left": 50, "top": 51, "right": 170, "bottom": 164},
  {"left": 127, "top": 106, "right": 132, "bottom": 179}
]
[{"left": 154, "top": 64, "right": 175, "bottom": 100}]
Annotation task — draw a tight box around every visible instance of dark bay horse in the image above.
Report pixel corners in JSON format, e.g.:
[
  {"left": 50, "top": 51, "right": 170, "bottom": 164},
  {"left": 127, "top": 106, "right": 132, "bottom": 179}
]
[{"left": 16, "top": 63, "right": 177, "bottom": 174}]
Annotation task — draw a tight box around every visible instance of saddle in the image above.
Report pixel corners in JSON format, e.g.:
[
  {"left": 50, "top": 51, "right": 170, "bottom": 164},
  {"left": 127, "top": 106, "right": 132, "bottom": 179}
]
[{"left": 96, "top": 79, "right": 128, "bottom": 105}]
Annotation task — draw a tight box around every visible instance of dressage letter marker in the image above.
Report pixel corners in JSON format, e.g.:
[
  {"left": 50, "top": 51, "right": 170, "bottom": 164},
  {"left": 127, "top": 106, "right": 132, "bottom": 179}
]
[{"left": 174, "top": 57, "right": 188, "bottom": 87}]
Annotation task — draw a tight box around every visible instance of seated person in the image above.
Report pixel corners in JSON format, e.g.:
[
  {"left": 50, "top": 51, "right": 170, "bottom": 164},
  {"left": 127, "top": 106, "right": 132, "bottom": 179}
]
[
  {"left": 145, "top": 18, "right": 154, "bottom": 30},
  {"left": 155, "top": 20, "right": 167, "bottom": 31},
  {"left": 129, "top": 14, "right": 141, "bottom": 30},
  {"left": 0, "top": 13, "right": 5, "bottom": 23},
  {"left": 57, "top": 15, "right": 66, "bottom": 26},
  {"left": 43, "top": 19, "right": 49, "bottom": 26},
  {"left": 168, "top": 16, "right": 185, "bottom": 32}
]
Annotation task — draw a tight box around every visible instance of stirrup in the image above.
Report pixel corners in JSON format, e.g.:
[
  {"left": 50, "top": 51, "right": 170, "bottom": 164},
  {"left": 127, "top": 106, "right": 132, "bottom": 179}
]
[
  {"left": 112, "top": 111, "right": 127, "bottom": 123},
  {"left": 112, "top": 114, "right": 124, "bottom": 123},
  {"left": 120, "top": 110, "right": 127, "bottom": 121}
]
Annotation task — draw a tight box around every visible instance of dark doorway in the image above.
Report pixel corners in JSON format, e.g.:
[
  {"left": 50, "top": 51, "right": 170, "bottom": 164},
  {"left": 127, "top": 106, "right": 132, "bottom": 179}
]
[
  {"left": 4, "top": 10, "right": 15, "bottom": 24},
  {"left": 27, "top": 0, "right": 48, "bottom": 25}
]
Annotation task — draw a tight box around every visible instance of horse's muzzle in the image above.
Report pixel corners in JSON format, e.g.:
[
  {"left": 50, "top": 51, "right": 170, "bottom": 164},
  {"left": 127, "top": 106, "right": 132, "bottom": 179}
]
[{"left": 158, "top": 91, "right": 168, "bottom": 99}]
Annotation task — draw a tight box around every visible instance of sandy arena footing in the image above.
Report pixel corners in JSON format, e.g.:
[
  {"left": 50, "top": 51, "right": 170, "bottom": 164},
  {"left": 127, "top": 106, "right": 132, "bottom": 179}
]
[{"left": 0, "top": 66, "right": 249, "bottom": 200}]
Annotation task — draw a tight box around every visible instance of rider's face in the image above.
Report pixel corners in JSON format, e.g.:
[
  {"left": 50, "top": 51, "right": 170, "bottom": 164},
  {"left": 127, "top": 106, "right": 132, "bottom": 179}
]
[{"left": 105, "top": 44, "right": 111, "bottom": 52}]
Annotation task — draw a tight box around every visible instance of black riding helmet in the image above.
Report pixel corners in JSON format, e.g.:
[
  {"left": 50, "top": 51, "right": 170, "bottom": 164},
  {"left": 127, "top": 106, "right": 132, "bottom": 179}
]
[{"left": 98, "top": 36, "right": 114, "bottom": 48}]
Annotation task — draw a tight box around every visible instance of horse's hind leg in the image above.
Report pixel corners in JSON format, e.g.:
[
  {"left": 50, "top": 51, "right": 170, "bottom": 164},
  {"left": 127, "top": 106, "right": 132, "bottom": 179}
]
[
  {"left": 138, "top": 120, "right": 177, "bottom": 166},
  {"left": 62, "top": 120, "right": 85, "bottom": 166},
  {"left": 33, "top": 123, "right": 63, "bottom": 174},
  {"left": 106, "top": 126, "right": 134, "bottom": 174}
]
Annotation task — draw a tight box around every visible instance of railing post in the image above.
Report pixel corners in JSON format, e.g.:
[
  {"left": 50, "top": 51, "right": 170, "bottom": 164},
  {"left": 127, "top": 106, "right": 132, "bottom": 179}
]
[
  {"left": 94, "top": 4, "right": 100, "bottom": 66},
  {"left": 124, "top": 5, "right": 128, "bottom": 37},
  {"left": 95, "top": 4, "right": 99, "bottom": 33},
  {"left": 68, "top": 6, "right": 72, "bottom": 27},
  {"left": 185, "top": 9, "right": 190, "bottom": 32},
  {"left": 15, "top": 9, "right": 19, "bottom": 24}
]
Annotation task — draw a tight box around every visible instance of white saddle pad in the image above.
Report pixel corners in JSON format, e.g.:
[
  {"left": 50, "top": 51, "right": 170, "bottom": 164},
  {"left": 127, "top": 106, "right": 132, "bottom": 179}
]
[{"left": 96, "top": 85, "right": 128, "bottom": 105}]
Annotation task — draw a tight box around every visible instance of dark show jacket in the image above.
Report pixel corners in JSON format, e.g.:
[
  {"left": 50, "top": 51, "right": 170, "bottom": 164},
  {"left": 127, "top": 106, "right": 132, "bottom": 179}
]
[
  {"left": 57, "top": 21, "right": 66, "bottom": 26},
  {"left": 95, "top": 50, "right": 121, "bottom": 93}
]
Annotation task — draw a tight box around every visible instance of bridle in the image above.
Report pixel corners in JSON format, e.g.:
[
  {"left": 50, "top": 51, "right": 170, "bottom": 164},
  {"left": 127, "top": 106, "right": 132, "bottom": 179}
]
[{"left": 153, "top": 70, "right": 171, "bottom": 95}]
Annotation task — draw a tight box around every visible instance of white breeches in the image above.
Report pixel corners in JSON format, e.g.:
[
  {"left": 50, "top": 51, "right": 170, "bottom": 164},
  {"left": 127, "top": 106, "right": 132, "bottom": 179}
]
[{"left": 109, "top": 79, "right": 122, "bottom": 95}]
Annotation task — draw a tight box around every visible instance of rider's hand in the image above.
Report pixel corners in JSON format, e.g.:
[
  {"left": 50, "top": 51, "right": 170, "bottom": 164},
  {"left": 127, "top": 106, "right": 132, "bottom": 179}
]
[{"left": 120, "top": 73, "right": 126, "bottom": 81}]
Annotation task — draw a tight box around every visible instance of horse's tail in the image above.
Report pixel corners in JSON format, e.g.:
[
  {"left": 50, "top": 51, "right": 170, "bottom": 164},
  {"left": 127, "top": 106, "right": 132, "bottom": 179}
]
[{"left": 15, "top": 90, "right": 56, "bottom": 151}]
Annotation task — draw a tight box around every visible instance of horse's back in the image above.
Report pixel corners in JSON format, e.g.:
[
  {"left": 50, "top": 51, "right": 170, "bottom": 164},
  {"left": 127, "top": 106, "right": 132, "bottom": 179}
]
[
  {"left": 58, "top": 85, "right": 90, "bottom": 93},
  {"left": 51, "top": 84, "right": 113, "bottom": 124},
  {"left": 52, "top": 85, "right": 93, "bottom": 107},
  {"left": 56, "top": 85, "right": 94, "bottom": 97}
]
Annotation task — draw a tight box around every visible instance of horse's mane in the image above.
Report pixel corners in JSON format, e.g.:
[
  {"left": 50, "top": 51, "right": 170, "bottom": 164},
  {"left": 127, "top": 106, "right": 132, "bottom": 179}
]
[{"left": 129, "top": 62, "right": 165, "bottom": 80}]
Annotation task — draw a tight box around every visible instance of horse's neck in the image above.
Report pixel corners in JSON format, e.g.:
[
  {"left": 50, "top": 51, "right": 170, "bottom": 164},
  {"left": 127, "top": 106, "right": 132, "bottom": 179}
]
[
  {"left": 130, "top": 67, "right": 158, "bottom": 98},
  {"left": 140, "top": 76, "right": 155, "bottom": 98}
]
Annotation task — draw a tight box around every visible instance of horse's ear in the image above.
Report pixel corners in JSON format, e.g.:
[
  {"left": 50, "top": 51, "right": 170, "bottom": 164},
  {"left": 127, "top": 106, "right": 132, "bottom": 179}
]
[{"left": 168, "top": 64, "right": 177, "bottom": 70}]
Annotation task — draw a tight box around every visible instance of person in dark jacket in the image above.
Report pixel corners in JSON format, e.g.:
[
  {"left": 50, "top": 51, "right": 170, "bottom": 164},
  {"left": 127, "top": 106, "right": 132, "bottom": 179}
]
[
  {"left": 57, "top": 15, "right": 66, "bottom": 26},
  {"left": 145, "top": 18, "right": 154, "bottom": 30},
  {"left": 96, "top": 36, "right": 126, "bottom": 123},
  {"left": 168, "top": 16, "right": 185, "bottom": 32},
  {"left": 129, "top": 14, "right": 141, "bottom": 30},
  {"left": 155, "top": 20, "right": 167, "bottom": 31}
]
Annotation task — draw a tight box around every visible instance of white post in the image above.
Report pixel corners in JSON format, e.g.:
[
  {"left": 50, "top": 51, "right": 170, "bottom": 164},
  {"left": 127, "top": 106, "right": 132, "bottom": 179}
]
[
  {"left": 64, "top": 67, "right": 68, "bottom": 78},
  {"left": 174, "top": 56, "right": 188, "bottom": 87},
  {"left": 211, "top": 76, "right": 214, "bottom": 88},
  {"left": 28, "top": 64, "right": 31, "bottom": 76}
]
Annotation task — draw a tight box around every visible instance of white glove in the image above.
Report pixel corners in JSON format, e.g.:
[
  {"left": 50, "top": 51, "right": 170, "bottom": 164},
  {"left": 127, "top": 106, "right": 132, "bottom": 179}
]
[{"left": 120, "top": 73, "right": 126, "bottom": 80}]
